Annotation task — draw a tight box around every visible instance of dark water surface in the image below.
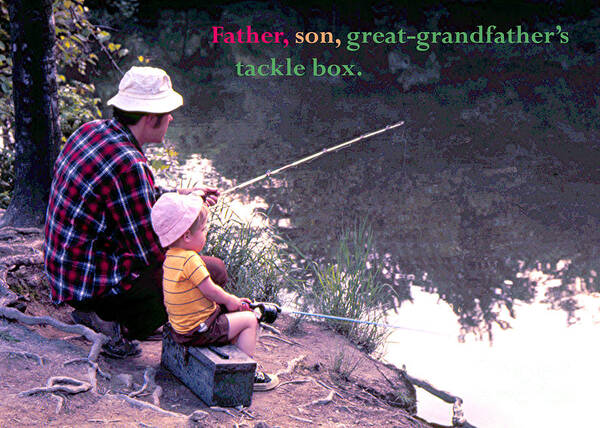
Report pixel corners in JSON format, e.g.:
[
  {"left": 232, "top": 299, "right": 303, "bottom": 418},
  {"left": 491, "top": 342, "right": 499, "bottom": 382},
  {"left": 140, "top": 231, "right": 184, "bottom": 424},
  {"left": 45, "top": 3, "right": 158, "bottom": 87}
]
[{"left": 154, "top": 76, "right": 598, "bottom": 427}]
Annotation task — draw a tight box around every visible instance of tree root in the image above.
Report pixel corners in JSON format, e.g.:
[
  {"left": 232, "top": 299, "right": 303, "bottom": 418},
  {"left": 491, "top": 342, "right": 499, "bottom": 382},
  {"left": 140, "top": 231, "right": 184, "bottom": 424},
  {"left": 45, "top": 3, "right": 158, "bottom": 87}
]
[
  {"left": 115, "top": 394, "right": 186, "bottom": 418},
  {"left": 313, "top": 379, "right": 343, "bottom": 398},
  {"left": 19, "top": 376, "right": 92, "bottom": 397},
  {"left": 116, "top": 394, "right": 210, "bottom": 422},
  {"left": 0, "top": 253, "right": 43, "bottom": 268},
  {"left": 188, "top": 409, "right": 209, "bottom": 422},
  {"left": 152, "top": 385, "right": 162, "bottom": 407},
  {"left": 0, "top": 306, "right": 111, "bottom": 400},
  {"left": 0, "top": 350, "right": 45, "bottom": 366},
  {"left": 51, "top": 392, "right": 66, "bottom": 414},
  {"left": 129, "top": 367, "right": 156, "bottom": 398},
  {"left": 237, "top": 407, "right": 255, "bottom": 419},
  {"left": 0, "top": 306, "right": 108, "bottom": 362},
  {"left": 260, "top": 324, "right": 281, "bottom": 335},
  {"left": 274, "top": 378, "right": 311, "bottom": 390},
  {"left": 260, "top": 334, "right": 295, "bottom": 346},
  {"left": 305, "top": 390, "right": 335, "bottom": 407},
  {"left": 289, "top": 415, "right": 313, "bottom": 423},
  {"left": 275, "top": 354, "right": 305, "bottom": 378},
  {"left": 397, "top": 365, "right": 471, "bottom": 426},
  {"left": 64, "top": 358, "right": 111, "bottom": 380},
  {"left": 210, "top": 406, "right": 236, "bottom": 417},
  {"left": 0, "top": 226, "right": 43, "bottom": 238}
]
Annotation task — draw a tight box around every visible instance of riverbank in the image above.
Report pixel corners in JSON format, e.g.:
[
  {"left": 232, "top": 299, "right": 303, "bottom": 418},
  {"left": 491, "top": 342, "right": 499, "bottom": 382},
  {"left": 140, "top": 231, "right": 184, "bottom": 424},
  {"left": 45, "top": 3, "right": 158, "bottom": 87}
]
[{"left": 0, "top": 221, "right": 434, "bottom": 428}]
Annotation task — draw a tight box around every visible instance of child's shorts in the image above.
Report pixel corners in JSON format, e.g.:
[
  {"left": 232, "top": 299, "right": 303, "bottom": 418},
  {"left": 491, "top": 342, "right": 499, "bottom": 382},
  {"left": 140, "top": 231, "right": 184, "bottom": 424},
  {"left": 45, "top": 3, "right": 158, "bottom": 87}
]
[{"left": 169, "top": 305, "right": 230, "bottom": 347}]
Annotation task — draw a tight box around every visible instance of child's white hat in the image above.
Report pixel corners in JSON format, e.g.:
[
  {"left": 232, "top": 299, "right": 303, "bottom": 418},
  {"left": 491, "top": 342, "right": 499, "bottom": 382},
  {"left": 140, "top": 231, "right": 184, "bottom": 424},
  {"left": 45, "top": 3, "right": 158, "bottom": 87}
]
[{"left": 151, "top": 193, "right": 204, "bottom": 247}]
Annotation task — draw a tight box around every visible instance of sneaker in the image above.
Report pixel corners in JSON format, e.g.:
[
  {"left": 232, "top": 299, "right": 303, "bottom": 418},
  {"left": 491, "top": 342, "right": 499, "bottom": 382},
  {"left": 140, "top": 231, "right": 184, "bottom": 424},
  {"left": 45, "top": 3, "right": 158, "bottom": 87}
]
[
  {"left": 253, "top": 371, "right": 279, "bottom": 391},
  {"left": 101, "top": 337, "right": 142, "bottom": 359}
]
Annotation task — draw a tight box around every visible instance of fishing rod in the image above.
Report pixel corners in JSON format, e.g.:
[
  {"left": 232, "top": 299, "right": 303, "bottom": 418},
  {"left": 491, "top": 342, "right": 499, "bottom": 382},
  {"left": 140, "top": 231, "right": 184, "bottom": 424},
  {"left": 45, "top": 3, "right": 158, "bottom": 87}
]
[
  {"left": 222, "top": 121, "right": 405, "bottom": 195},
  {"left": 251, "top": 302, "right": 447, "bottom": 336}
]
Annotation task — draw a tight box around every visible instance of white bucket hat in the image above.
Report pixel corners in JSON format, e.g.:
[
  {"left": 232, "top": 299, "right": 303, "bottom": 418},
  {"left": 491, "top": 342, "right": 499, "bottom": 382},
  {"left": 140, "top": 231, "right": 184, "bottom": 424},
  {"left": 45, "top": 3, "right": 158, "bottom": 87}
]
[
  {"left": 107, "top": 66, "right": 183, "bottom": 114},
  {"left": 151, "top": 193, "right": 204, "bottom": 247}
]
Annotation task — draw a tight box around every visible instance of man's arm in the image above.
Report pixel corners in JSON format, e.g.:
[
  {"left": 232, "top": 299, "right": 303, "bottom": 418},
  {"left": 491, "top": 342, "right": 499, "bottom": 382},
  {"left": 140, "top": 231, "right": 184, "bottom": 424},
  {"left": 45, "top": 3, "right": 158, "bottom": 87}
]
[{"left": 177, "top": 186, "right": 220, "bottom": 206}]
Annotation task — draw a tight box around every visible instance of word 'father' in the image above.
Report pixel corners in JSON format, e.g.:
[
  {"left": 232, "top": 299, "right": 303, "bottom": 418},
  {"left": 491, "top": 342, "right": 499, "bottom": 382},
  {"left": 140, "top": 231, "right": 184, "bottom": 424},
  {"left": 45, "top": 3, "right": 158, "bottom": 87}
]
[{"left": 212, "top": 26, "right": 289, "bottom": 48}]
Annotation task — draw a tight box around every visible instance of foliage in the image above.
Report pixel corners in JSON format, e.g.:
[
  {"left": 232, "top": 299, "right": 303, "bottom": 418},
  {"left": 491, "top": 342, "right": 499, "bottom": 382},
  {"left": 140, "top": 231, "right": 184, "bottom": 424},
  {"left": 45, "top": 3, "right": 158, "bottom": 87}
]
[
  {"left": 0, "top": 140, "right": 13, "bottom": 207},
  {"left": 203, "top": 201, "right": 294, "bottom": 303},
  {"left": 292, "top": 222, "right": 393, "bottom": 353},
  {"left": 58, "top": 80, "right": 101, "bottom": 139},
  {"left": 0, "top": 0, "right": 126, "bottom": 207}
]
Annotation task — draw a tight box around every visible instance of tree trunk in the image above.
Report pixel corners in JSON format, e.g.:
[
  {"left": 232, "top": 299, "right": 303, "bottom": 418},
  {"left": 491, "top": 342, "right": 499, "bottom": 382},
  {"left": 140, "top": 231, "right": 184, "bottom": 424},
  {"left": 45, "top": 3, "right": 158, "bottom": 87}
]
[{"left": 1, "top": 0, "right": 60, "bottom": 227}]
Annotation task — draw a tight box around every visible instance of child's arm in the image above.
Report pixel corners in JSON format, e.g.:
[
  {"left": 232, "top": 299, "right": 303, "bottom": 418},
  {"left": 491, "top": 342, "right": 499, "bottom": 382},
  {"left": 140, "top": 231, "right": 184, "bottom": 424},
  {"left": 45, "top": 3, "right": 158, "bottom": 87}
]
[{"left": 197, "top": 276, "right": 250, "bottom": 312}]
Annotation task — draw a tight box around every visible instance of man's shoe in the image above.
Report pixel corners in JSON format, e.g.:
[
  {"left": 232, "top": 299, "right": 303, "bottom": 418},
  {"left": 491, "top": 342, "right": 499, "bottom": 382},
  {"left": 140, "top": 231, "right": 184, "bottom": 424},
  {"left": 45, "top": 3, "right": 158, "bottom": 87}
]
[
  {"left": 253, "top": 371, "right": 279, "bottom": 391},
  {"left": 101, "top": 337, "right": 142, "bottom": 359}
]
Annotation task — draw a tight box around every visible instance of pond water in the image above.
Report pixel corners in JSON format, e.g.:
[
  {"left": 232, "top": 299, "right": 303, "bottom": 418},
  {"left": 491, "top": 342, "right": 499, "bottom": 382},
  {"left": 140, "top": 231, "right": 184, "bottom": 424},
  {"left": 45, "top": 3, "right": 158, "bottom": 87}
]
[{"left": 145, "top": 76, "right": 598, "bottom": 427}]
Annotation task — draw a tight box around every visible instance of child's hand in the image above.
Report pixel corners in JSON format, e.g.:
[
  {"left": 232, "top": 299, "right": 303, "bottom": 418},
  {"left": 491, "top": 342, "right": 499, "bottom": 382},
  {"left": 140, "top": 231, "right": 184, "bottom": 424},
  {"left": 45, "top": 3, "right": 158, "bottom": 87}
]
[
  {"left": 225, "top": 295, "right": 250, "bottom": 312},
  {"left": 240, "top": 298, "right": 252, "bottom": 311}
]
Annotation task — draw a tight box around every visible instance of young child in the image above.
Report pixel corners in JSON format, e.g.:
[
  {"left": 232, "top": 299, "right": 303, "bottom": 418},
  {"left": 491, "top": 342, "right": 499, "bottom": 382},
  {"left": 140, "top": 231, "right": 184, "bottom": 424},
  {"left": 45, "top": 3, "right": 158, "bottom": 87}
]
[{"left": 151, "top": 192, "right": 277, "bottom": 390}]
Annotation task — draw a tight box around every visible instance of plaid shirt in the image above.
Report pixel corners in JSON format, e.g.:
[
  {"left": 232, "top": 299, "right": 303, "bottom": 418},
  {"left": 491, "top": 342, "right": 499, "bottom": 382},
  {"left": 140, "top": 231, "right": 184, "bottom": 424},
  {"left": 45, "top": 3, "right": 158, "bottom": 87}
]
[{"left": 44, "top": 118, "right": 165, "bottom": 304}]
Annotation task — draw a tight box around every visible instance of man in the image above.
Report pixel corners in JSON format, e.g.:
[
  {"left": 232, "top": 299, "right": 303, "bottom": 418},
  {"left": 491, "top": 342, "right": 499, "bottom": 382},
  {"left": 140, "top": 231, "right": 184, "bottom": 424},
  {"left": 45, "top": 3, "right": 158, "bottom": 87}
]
[{"left": 44, "top": 66, "right": 224, "bottom": 358}]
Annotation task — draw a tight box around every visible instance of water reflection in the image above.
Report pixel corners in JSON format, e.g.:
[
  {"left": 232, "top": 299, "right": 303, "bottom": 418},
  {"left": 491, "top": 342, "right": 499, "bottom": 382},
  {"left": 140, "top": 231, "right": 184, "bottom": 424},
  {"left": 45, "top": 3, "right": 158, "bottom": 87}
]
[
  {"left": 385, "top": 283, "right": 600, "bottom": 428},
  {"left": 153, "top": 79, "right": 600, "bottom": 427},
  {"left": 163, "top": 102, "right": 599, "bottom": 341}
]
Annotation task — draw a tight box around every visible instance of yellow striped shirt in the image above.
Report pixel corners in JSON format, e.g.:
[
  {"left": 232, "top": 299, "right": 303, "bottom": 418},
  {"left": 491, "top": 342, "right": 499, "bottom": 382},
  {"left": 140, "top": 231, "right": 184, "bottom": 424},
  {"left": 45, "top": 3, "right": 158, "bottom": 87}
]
[{"left": 162, "top": 248, "right": 217, "bottom": 334}]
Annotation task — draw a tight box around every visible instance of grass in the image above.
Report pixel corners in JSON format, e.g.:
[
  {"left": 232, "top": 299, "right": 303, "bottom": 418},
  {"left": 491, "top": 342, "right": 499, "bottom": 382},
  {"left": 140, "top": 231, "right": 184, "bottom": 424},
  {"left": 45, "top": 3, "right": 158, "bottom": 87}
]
[
  {"left": 291, "top": 222, "right": 394, "bottom": 353},
  {"left": 328, "top": 349, "right": 363, "bottom": 382},
  {"left": 203, "top": 201, "right": 294, "bottom": 303}
]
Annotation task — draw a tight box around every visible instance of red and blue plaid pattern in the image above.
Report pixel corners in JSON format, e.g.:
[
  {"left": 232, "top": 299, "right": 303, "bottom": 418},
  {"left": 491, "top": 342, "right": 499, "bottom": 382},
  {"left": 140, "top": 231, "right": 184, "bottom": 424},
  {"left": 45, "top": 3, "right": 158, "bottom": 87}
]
[{"left": 44, "top": 119, "right": 164, "bottom": 304}]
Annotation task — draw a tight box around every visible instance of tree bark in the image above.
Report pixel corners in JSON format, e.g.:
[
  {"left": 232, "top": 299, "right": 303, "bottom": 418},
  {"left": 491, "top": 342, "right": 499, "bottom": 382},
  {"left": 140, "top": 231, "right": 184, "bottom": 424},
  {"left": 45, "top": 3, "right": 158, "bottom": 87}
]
[{"left": 1, "top": 0, "right": 60, "bottom": 227}]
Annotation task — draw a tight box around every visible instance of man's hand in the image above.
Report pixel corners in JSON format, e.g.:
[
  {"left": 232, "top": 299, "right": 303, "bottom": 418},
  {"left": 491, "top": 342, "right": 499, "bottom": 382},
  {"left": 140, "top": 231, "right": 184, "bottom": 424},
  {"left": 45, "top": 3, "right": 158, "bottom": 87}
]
[{"left": 178, "top": 186, "right": 220, "bottom": 206}]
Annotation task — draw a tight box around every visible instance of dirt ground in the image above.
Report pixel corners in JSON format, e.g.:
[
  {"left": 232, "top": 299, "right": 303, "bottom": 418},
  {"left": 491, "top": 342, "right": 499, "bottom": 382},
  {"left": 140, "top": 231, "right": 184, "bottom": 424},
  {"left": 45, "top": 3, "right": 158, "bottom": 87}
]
[{"left": 0, "top": 223, "right": 433, "bottom": 428}]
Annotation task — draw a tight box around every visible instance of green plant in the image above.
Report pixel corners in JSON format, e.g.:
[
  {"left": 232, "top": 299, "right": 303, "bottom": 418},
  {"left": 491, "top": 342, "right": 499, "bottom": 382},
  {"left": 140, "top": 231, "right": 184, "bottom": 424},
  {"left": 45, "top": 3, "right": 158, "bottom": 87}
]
[
  {"left": 297, "top": 222, "right": 393, "bottom": 353},
  {"left": 203, "top": 201, "right": 293, "bottom": 303},
  {"left": 328, "top": 349, "right": 363, "bottom": 382},
  {"left": 0, "top": 140, "right": 14, "bottom": 208}
]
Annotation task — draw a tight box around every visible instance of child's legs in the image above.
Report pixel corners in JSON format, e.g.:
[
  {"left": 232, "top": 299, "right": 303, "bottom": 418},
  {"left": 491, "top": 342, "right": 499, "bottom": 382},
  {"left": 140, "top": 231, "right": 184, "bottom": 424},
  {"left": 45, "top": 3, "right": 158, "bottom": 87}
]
[{"left": 224, "top": 312, "right": 258, "bottom": 357}]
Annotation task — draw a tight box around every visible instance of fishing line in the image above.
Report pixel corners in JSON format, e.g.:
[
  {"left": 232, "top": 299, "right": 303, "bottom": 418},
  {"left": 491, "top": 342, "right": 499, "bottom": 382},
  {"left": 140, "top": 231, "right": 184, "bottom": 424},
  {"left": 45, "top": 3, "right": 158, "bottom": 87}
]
[
  {"left": 223, "top": 121, "right": 405, "bottom": 195},
  {"left": 281, "top": 308, "right": 448, "bottom": 337}
]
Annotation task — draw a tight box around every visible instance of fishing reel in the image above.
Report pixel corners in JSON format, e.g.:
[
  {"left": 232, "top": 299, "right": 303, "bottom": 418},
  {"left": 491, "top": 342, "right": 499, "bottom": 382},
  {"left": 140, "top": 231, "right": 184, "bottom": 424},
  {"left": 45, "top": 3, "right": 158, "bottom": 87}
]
[{"left": 249, "top": 302, "right": 281, "bottom": 324}]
